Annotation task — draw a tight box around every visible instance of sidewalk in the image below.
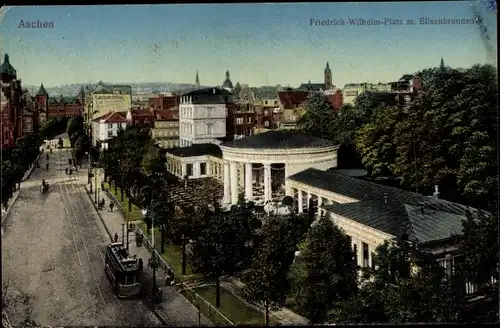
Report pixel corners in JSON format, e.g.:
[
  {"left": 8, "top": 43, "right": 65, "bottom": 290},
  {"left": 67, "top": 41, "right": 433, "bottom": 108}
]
[
  {"left": 80, "top": 170, "right": 211, "bottom": 326},
  {"left": 221, "top": 277, "right": 311, "bottom": 325},
  {"left": 1, "top": 150, "right": 44, "bottom": 225}
]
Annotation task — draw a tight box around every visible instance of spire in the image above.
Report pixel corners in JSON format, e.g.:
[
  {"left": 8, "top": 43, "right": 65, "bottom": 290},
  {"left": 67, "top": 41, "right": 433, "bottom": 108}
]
[
  {"left": 0, "top": 53, "right": 17, "bottom": 77},
  {"left": 226, "top": 70, "right": 230, "bottom": 80},
  {"left": 440, "top": 57, "right": 445, "bottom": 69},
  {"left": 195, "top": 70, "right": 200, "bottom": 87},
  {"left": 37, "top": 83, "right": 48, "bottom": 96},
  {"left": 325, "top": 62, "right": 331, "bottom": 72}
]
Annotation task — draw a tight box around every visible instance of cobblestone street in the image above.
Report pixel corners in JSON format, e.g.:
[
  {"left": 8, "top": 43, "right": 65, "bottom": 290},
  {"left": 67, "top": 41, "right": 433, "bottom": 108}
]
[{"left": 1, "top": 146, "right": 161, "bottom": 326}]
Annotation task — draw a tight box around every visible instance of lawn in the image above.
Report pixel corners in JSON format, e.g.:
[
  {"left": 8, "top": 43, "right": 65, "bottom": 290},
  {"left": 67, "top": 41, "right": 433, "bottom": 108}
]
[
  {"left": 186, "top": 285, "right": 267, "bottom": 325},
  {"left": 104, "top": 182, "right": 143, "bottom": 221},
  {"left": 136, "top": 222, "right": 202, "bottom": 282}
]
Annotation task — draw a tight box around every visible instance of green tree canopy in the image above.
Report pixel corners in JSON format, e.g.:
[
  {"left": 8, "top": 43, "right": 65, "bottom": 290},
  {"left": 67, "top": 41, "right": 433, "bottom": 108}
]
[
  {"left": 330, "top": 238, "right": 463, "bottom": 324},
  {"left": 296, "top": 93, "right": 336, "bottom": 140},
  {"left": 289, "top": 216, "right": 358, "bottom": 323}
]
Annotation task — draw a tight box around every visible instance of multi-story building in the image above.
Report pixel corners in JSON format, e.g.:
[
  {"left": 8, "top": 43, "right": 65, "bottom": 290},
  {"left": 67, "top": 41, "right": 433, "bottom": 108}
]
[
  {"left": 297, "top": 62, "right": 336, "bottom": 92},
  {"left": 126, "top": 109, "right": 155, "bottom": 128},
  {"left": 277, "top": 90, "right": 310, "bottom": 129},
  {"left": 230, "top": 103, "right": 255, "bottom": 138},
  {"left": 91, "top": 111, "right": 129, "bottom": 150},
  {"left": 34, "top": 86, "right": 85, "bottom": 120},
  {"left": 85, "top": 81, "right": 132, "bottom": 127},
  {"left": 148, "top": 93, "right": 180, "bottom": 110},
  {"left": 178, "top": 87, "right": 231, "bottom": 147},
  {"left": 342, "top": 82, "right": 392, "bottom": 105},
  {"left": 152, "top": 110, "right": 179, "bottom": 149},
  {"left": 0, "top": 54, "right": 37, "bottom": 151}
]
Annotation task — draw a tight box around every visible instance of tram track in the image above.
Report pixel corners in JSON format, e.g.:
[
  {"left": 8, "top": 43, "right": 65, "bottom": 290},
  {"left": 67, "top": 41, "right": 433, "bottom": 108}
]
[{"left": 55, "top": 149, "right": 108, "bottom": 309}]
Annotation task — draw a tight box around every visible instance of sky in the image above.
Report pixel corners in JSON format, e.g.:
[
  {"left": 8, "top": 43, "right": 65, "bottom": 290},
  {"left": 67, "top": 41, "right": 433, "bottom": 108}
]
[{"left": 0, "top": 1, "right": 497, "bottom": 88}]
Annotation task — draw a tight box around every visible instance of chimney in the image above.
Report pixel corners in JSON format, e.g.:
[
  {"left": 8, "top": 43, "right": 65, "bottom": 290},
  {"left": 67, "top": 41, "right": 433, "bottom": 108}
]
[
  {"left": 383, "top": 192, "right": 388, "bottom": 204},
  {"left": 433, "top": 185, "right": 440, "bottom": 198}
]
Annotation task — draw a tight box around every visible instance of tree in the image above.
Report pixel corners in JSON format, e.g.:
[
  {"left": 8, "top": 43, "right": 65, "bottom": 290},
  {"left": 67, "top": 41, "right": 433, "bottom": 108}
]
[
  {"left": 296, "top": 93, "right": 336, "bottom": 139},
  {"left": 67, "top": 116, "right": 84, "bottom": 142},
  {"left": 330, "top": 238, "right": 463, "bottom": 324},
  {"left": 72, "top": 133, "right": 89, "bottom": 164},
  {"left": 140, "top": 143, "right": 167, "bottom": 178},
  {"left": 144, "top": 199, "right": 175, "bottom": 254},
  {"left": 190, "top": 204, "right": 253, "bottom": 307},
  {"left": 171, "top": 204, "right": 206, "bottom": 275},
  {"left": 289, "top": 216, "right": 357, "bottom": 323}
]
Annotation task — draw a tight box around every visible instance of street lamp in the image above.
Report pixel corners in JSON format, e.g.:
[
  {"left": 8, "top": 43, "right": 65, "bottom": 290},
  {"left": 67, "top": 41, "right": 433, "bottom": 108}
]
[{"left": 142, "top": 205, "right": 159, "bottom": 306}]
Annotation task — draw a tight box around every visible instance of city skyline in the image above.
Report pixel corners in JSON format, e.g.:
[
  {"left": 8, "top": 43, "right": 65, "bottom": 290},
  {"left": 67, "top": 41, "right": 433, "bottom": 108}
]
[{"left": 0, "top": 1, "right": 497, "bottom": 88}]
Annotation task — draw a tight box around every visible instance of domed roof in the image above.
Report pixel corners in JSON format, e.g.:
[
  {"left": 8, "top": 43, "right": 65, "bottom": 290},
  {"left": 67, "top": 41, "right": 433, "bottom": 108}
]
[
  {"left": 221, "top": 130, "right": 338, "bottom": 150},
  {"left": 0, "top": 54, "right": 17, "bottom": 78},
  {"left": 222, "top": 70, "right": 233, "bottom": 89}
]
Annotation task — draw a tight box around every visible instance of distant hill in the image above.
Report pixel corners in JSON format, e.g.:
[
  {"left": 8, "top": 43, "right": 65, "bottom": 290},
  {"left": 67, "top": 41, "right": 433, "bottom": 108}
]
[
  {"left": 23, "top": 82, "right": 211, "bottom": 97},
  {"left": 24, "top": 82, "right": 279, "bottom": 97}
]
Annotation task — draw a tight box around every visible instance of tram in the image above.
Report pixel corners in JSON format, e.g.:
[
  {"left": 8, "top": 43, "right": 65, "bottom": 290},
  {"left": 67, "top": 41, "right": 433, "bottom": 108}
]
[{"left": 104, "top": 242, "right": 142, "bottom": 298}]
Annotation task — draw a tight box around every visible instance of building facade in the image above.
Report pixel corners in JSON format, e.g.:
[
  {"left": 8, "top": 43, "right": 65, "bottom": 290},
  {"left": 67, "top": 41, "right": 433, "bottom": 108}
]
[
  {"left": 178, "top": 87, "right": 231, "bottom": 147},
  {"left": 85, "top": 81, "right": 132, "bottom": 127},
  {"left": 152, "top": 110, "right": 179, "bottom": 149},
  {"left": 277, "top": 90, "right": 310, "bottom": 129},
  {"left": 148, "top": 93, "right": 180, "bottom": 110},
  {"left": 91, "top": 111, "right": 129, "bottom": 150},
  {"left": 0, "top": 54, "right": 28, "bottom": 151},
  {"left": 126, "top": 109, "right": 155, "bottom": 128}
]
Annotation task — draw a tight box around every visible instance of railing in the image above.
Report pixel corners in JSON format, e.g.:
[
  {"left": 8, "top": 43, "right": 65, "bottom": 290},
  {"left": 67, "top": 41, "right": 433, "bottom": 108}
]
[
  {"left": 179, "top": 282, "right": 234, "bottom": 326},
  {"left": 133, "top": 223, "right": 175, "bottom": 278},
  {"left": 134, "top": 223, "right": 234, "bottom": 326}
]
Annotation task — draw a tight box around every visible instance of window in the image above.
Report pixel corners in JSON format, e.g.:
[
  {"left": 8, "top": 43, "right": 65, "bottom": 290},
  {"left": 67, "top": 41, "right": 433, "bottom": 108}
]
[
  {"left": 207, "top": 108, "right": 213, "bottom": 118},
  {"left": 200, "top": 162, "right": 207, "bottom": 175},
  {"left": 207, "top": 123, "right": 214, "bottom": 135},
  {"left": 264, "top": 100, "right": 268, "bottom": 105},
  {"left": 236, "top": 117, "right": 243, "bottom": 124},
  {"left": 362, "top": 242, "right": 369, "bottom": 268},
  {"left": 186, "top": 164, "right": 193, "bottom": 176},
  {"left": 264, "top": 120, "right": 270, "bottom": 127},
  {"left": 108, "top": 130, "right": 113, "bottom": 138},
  {"left": 274, "top": 100, "right": 278, "bottom": 105},
  {"left": 108, "top": 123, "right": 113, "bottom": 129}
]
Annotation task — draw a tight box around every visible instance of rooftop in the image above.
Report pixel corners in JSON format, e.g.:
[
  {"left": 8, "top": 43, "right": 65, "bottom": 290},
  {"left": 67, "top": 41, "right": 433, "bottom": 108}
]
[
  {"left": 167, "top": 143, "right": 222, "bottom": 158},
  {"left": 221, "top": 130, "right": 338, "bottom": 149},
  {"left": 289, "top": 168, "right": 479, "bottom": 244},
  {"left": 277, "top": 90, "right": 310, "bottom": 110},
  {"left": 93, "top": 111, "right": 128, "bottom": 123}
]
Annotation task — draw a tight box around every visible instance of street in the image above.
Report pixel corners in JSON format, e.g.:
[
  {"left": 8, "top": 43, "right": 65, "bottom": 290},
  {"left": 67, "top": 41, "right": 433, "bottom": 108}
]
[{"left": 1, "top": 146, "right": 161, "bottom": 326}]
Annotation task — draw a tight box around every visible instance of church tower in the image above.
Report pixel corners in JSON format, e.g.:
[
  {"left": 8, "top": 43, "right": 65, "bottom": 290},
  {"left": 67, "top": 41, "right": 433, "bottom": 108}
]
[
  {"left": 222, "top": 70, "right": 233, "bottom": 92},
  {"left": 324, "top": 62, "right": 332, "bottom": 90},
  {"left": 440, "top": 57, "right": 445, "bottom": 70},
  {"left": 195, "top": 70, "right": 200, "bottom": 87},
  {"left": 36, "top": 83, "right": 49, "bottom": 123}
]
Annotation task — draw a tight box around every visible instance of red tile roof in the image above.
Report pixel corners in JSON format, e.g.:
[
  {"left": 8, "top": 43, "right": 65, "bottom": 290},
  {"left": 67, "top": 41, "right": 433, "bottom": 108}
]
[
  {"left": 155, "top": 110, "right": 178, "bottom": 120},
  {"left": 131, "top": 109, "right": 154, "bottom": 118},
  {"left": 277, "top": 91, "right": 310, "bottom": 109},
  {"left": 93, "top": 111, "right": 129, "bottom": 123}
]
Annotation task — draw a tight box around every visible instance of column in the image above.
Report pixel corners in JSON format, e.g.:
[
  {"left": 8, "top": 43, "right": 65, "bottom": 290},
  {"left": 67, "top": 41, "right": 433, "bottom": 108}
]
[
  {"left": 298, "top": 189, "right": 303, "bottom": 213},
  {"left": 223, "top": 162, "right": 231, "bottom": 204},
  {"left": 317, "top": 197, "right": 323, "bottom": 217},
  {"left": 182, "top": 163, "right": 187, "bottom": 178},
  {"left": 230, "top": 161, "right": 238, "bottom": 205},
  {"left": 264, "top": 163, "right": 271, "bottom": 202},
  {"left": 245, "top": 163, "right": 253, "bottom": 201},
  {"left": 239, "top": 164, "right": 245, "bottom": 187},
  {"left": 307, "top": 193, "right": 312, "bottom": 210},
  {"left": 357, "top": 239, "right": 363, "bottom": 267}
]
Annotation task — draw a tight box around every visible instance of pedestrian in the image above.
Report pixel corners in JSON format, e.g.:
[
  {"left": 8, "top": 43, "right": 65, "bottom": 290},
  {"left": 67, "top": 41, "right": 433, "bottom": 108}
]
[
  {"left": 109, "top": 202, "right": 114, "bottom": 212},
  {"left": 65, "top": 167, "right": 68, "bottom": 175},
  {"left": 101, "top": 198, "right": 105, "bottom": 208},
  {"left": 114, "top": 232, "right": 119, "bottom": 243},
  {"left": 138, "top": 258, "right": 143, "bottom": 271}
]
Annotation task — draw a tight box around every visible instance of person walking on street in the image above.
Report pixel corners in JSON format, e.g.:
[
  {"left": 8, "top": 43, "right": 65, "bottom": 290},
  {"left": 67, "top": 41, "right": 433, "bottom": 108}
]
[
  {"left": 114, "top": 233, "right": 119, "bottom": 243},
  {"left": 110, "top": 202, "right": 114, "bottom": 212}
]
